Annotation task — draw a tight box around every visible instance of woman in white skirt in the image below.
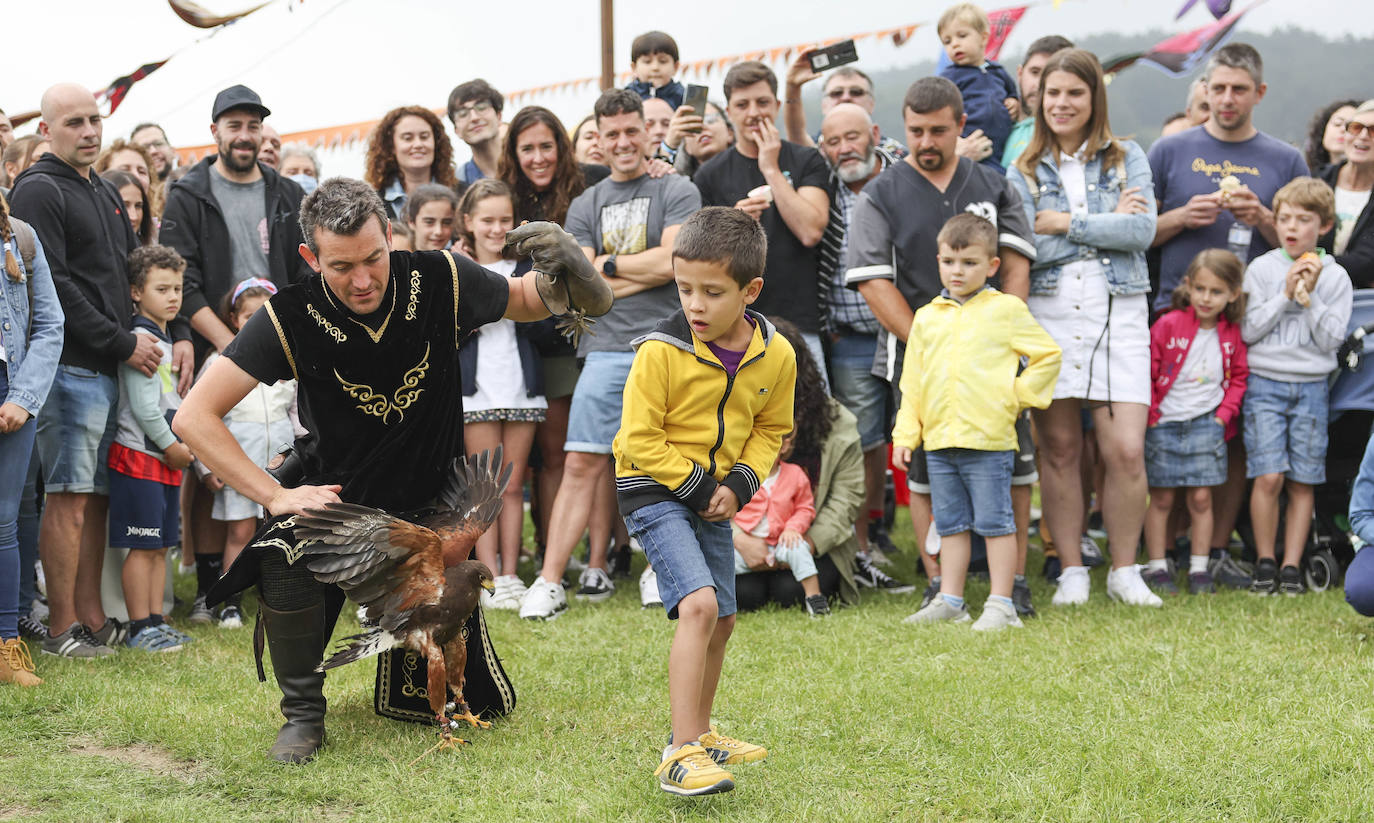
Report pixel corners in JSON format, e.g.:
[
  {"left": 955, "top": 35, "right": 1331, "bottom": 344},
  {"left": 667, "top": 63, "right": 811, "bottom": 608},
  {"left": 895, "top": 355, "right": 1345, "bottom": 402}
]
[
  {"left": 1007, "top": 49, "right": 1159, "bottom": 607},
  {"left": 456, "top": 179, "right": 546, "bottom": 609}
]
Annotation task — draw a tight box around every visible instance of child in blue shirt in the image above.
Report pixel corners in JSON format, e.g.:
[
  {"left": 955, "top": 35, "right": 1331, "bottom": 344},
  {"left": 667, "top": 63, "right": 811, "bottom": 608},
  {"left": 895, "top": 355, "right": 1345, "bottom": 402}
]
[
  {"left": 937, "top": 2, "right": 1019, "bottom": 173},
  {"left": 625, "top": 30, "right": 685, "bottom": 110}
]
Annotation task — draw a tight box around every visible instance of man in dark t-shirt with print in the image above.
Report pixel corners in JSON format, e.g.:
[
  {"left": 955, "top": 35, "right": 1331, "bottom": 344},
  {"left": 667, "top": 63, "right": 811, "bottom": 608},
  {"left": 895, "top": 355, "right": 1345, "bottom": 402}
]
[
  {"left": 694, "top": 60, "right": 832, "bottom": 379},
  {"left": 845, "top": 77, "right": 1039, "bottom": 614}
]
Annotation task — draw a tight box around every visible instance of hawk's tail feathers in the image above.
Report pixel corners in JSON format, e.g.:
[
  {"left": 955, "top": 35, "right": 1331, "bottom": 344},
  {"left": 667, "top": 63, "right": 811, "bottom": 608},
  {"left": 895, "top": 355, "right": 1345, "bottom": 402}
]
[{"left": 316, "top": 627, "right": 400, "bottom": 672}]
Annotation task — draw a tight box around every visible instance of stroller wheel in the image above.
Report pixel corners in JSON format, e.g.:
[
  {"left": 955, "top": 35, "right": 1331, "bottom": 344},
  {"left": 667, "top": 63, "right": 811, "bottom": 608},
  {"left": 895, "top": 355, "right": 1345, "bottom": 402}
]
[{"left": 1305, "top": 548, "right": 1341, "bottom": 592}]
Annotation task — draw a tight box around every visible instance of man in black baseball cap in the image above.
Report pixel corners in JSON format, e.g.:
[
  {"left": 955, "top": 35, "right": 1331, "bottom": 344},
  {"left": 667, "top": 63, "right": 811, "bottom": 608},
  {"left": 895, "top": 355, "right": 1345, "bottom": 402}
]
[{"left": 211, "top": 84, "right": 271, "bottom": 121}]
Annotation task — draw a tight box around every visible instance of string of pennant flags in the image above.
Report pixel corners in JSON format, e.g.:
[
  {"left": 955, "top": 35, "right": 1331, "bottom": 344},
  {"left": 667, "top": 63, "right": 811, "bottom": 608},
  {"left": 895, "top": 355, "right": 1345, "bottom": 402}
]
[{"left": 3, "top": 0, "right": 1263, "bottom": 158}]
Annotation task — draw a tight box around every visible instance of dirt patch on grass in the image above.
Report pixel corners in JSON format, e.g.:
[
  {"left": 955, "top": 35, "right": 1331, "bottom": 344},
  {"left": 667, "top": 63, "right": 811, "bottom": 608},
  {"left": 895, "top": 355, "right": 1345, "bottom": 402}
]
[
  {"left": 0, "top": 804, "right": 42, "bottom": 821},
  {"left": 70, "top": 741, "right": 201, "bottom": 781}
]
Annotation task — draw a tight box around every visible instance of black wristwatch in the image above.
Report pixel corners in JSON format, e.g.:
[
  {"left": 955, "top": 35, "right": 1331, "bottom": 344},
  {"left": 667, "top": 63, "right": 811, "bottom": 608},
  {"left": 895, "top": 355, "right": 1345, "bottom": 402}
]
[{"left": 602, "top": 255, "right": 618, "bottom": 277}]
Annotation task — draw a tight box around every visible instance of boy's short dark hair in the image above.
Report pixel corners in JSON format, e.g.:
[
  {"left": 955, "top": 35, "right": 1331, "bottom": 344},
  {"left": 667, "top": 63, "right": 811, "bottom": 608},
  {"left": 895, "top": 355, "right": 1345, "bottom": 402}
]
[
  {"left": 904, "top": 76, "right": 964, "bottom": 121},
  {"left": 1273, "top": 177, "right": 1336, "bottom": 226},
  {"left": 128, "top": 245, "right": 186, "bottom": 290},
  {"left": 593, "top": 88, "right": 644, "bottom": 125},
  {"left": 937, "top": 213, "right": 998, "bottom": 258},
  {"left": 447, "top": 79, "right": 504, "bottom": 124},
  {"left": 1023, "top": 35, "right": 1073, "bottom": 64},
  {"left": 723, "top": 61, "right": 778, "bottom": 103},
  {"left": 631, "top": 30, "right": 679, "bottom": 63},
  {"left": 674, "top": 206, "right": 767, "bottom": 287}
]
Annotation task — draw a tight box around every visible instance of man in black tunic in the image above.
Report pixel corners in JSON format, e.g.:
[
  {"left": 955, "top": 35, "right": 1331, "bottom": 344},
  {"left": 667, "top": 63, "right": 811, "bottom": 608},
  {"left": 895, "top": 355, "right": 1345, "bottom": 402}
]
[{"left": 174, "top": 177, "right": 608, "bottom": 762}]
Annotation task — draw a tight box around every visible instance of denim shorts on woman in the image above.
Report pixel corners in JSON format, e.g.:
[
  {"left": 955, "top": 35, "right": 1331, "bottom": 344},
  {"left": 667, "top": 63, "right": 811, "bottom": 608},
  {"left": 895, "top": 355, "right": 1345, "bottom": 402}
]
[
  {"left": 1145, "top": 412, "right": 1227, "bottom": 489},
  {"left": 564, "top": 351, "right": 635, "bottom": 454},
  {"left": 925, "top": 448, "right": 1016, "bottom": 538},
  {"left": 623, "top": 499, "right": 736, "bottom": 620},
  {"left": 1242, "top": 375, "right": 1328, "bottom": 484},
  {"left": 35, "top": 365, "right": 119, "bottom": 494}
]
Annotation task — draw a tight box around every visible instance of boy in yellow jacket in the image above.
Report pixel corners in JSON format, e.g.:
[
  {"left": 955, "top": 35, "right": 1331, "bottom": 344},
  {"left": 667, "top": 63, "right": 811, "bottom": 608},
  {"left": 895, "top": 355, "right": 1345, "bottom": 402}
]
[
  {"left": 892, "top": 214, "right": 1060, "bottom": 631},
  {"left": 613, "top": 207, "right": 796, "bottom": 796}
]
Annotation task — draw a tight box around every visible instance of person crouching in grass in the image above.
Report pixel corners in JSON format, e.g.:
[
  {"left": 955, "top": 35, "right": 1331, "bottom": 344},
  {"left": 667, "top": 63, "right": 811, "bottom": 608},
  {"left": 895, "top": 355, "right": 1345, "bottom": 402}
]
[
  {"left": 108, "top": 246, "right": 196, "bottom": 653},
  {"left": 613, "top": 207, "right": 796, "bottom": 796},
  {"left": 893, "top": 214, "right": 1060, "bottom": 630}
]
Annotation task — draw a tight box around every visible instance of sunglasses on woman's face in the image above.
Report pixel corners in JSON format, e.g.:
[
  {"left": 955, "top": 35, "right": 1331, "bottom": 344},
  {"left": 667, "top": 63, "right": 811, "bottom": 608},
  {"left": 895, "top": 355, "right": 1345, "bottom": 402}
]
[{"left": 1344, "top": 120, "right": 1374, "bottom": 137}]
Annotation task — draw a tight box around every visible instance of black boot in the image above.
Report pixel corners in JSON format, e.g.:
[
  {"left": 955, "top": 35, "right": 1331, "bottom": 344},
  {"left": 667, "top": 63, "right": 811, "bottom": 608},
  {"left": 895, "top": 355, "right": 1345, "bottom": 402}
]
[{"left": 260, "top": 600, "right": 330, "bottom": 763}]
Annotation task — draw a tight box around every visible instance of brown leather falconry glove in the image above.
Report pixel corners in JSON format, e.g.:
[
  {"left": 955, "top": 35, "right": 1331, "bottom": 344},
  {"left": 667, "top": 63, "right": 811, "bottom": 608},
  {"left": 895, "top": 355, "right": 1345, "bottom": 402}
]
[{"left": 505, "top": 221, "right": 614, "bottom": 344}]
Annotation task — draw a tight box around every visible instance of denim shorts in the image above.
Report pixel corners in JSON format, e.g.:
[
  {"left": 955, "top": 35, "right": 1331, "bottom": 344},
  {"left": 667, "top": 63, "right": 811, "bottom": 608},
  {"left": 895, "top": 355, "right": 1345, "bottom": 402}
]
[
  {"left": 926, "top": 448, "right": 1016, "bottom": 537},
  {"left": 828, "top": 332, "right": 890, "bottom": 451},
  {"left": 36, "top": 365, "right": 119, "bottom": 494},
  {"left": 1243, "top": 375, "right": 1328, "bottom": 484},
  {"left": 1145, "top": 412, "right": 1227, "bottom": 488},
  {"left": 108, "top": 468, "right": 180, "bottom": 549},
  {"left": 907, "top": 412, "right": 1036, "bottom": 493},
  {"left": 624, "top": 499, "right": 736, "bottom": 620},
  {"left": 565, "top": 351, "right": 635, "bottom": 454}
]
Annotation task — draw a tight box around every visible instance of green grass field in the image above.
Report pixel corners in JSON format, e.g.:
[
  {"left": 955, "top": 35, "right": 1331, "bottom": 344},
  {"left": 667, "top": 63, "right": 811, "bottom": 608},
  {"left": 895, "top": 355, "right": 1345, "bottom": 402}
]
[{"left": 3, "top": 514, "right": 1374, "bottom": 823}]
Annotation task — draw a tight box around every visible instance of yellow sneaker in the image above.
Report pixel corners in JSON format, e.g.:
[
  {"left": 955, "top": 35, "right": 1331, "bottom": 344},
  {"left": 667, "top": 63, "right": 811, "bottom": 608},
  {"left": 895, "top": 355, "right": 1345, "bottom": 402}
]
[
  {"left": 698, "top": 726, "right": 767, "bottom": 765},
  {"left": 654, "top": 744, "right": 735, "bottom": 796}
]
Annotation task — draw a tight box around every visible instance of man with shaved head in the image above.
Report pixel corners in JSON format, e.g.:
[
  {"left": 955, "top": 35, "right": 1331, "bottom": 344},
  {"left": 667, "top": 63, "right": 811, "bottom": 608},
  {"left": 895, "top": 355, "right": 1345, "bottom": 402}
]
[
  {"left": 814, "top": 103, "right": 910, "bottom": 593},
  {"left": 9, "top": 83, "right": 193, "bottom": 659}
]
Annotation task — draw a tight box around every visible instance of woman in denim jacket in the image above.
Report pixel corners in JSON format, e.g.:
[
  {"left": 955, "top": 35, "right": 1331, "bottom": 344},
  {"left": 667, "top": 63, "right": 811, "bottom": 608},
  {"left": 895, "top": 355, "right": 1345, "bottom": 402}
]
[
  {"left": 0, "top": 195, "right": 64, "bottom": 685},
  {"left": 1006, "top": 49, "right": 1158, "bottom": 607}
]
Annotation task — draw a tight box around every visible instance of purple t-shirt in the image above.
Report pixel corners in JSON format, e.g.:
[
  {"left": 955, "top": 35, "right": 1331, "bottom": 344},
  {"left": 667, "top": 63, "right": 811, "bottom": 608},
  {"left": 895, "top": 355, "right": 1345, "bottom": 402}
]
[
  {"left": 1147, "top": 125, "right": 1308, "bottom": 312},
  {"left": 705, "top": 316, "right": 755, "bottom": 377}
]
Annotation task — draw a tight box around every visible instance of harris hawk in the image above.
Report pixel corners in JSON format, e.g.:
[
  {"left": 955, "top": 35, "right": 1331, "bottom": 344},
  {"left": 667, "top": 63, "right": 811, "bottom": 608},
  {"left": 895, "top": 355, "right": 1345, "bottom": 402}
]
[{"left": 294, "top": 447, "right": 512, "bottom": 747}]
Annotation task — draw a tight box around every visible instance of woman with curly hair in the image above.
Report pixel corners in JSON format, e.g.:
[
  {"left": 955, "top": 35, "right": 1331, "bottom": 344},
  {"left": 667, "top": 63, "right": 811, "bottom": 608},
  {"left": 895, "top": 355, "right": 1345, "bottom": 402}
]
[
  {"left": 1305, "top": 99, "right": 1361, "bottom": 175},
  {"left": 363, "top": 106, "right": 458, "bottom": 220},
  {"left": 733, "top": 317, "right": 865, "bottom": 612},
  {"left": 95, "top": 139, "right": 163, "bottom": 218}
]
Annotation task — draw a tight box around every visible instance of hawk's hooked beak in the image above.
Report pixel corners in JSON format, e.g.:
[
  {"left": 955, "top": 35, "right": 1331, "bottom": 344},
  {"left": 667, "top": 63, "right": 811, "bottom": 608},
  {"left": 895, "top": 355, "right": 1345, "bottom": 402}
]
[{"left": 482, "top": 578, "right": 496, "bottom": 592}]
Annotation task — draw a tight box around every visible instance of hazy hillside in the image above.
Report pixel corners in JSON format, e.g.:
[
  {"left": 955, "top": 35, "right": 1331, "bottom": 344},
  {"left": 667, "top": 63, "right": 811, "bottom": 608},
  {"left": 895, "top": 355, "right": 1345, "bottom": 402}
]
[{"left": 800, "top": 28, "right": 1374, "bottom": 151}]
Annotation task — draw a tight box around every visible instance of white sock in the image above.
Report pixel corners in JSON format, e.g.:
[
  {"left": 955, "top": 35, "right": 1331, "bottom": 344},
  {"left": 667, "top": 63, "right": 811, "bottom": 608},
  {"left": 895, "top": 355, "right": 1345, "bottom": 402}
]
[
  {"left": 1146, "top": 558, "right": 1169, "bottom": 573},
  {"left": 1060, "top": 565, "right": 1088, "bottom": 580},
  {"left": 1189, "top": 554, "right": 1210, "bottom": 574}
]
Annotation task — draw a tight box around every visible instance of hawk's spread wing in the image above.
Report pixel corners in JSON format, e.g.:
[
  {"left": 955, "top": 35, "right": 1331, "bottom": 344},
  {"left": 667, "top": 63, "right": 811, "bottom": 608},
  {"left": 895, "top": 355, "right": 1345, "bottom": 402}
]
[
  {"left": 432, "top": 448, "right": 515, "bottom": 563},
  {"left": 295, "top": 502, "right": 445, "bottom": 630}
]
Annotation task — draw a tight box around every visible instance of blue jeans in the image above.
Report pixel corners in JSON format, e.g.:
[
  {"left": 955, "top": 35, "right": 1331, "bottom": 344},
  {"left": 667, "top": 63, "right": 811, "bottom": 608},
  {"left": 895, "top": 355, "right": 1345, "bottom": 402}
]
[
  {"left": 565, "top": 352, "right": 635, "bottom": 454},
  {"left": 828, "top": 332, "right": 890, "bottom": 451},
  {"left": 926, "top": 448, "right": 1016, "bottom": 538},
  {"left": 623, "top": 499, "right": 736, "bottom": 620},
  {"left": 17, "top": 442, "right": 40, "bottom": 618},
  {"left": 0, "top": 371, "right": 39, "bottom": 639},
  {"left": 1242, "top": 375, "right": 1328, "bottom": 484},
  {"left": 35, "top": 364, "right": 118, "bottom": 494}
]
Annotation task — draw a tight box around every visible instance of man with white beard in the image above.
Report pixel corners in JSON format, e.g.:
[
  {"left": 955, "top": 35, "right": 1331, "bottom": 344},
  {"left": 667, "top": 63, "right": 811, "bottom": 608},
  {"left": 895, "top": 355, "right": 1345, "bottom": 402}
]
[{"left": 814, "top": 103, "right": 912, "bottom": 589}]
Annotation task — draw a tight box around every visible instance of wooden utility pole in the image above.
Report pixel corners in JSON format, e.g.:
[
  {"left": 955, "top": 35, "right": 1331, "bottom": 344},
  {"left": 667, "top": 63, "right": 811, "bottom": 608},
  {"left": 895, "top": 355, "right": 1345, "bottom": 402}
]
[{"left": 600, "top": 0, "right": 614, "bottom": 90}]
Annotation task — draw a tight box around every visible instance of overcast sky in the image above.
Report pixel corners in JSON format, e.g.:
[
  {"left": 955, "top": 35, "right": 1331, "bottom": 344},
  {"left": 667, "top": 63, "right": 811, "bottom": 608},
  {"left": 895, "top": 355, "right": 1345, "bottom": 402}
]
[{"left": 8, "top": 0, "right": 1371, "bottom": 171}]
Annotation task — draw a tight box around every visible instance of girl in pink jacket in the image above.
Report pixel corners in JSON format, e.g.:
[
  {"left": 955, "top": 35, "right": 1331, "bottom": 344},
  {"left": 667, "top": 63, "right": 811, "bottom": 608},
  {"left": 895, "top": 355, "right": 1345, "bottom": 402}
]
[
  {"left": 732, "top": 433, "right": 825, "bottom": 615},
  {"left": 1143, "top": 249, "right": 1249, "bottom": 595}
]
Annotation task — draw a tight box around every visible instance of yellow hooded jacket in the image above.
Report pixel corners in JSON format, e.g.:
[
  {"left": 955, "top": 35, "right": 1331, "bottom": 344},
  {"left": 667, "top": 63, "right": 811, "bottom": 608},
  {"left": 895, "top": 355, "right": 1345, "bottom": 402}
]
[
  {"left": 892, "top": 287, "right": 1061, "bottom": 452},
  {"left": 614, "top": 310, "right": 797, "bottom": 515}
]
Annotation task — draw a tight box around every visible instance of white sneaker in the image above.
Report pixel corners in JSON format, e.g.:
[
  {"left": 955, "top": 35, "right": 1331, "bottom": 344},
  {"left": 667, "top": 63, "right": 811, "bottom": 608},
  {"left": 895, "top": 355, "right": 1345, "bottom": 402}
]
[
  {"left": 971, "top": 599, "right": 1023, "bottom": 631},
  {"left": 576, "top": 566, "right": 615, "bottom": 602},
  {"left": 640, "top": 565, "right": 662, "bottom": 608},
  {"left": 1106, "top": 565, "right": 1164, "bottom": 607},
  {"left": 487, "top": 575, "right": 525, "bottom": 611},
  {"left": 1051, "top": 565, "right": 1091, "bottom": 606},
  {"left": 902, "top": 594, "right": 971, "bottom": 624},
  {"left": 519, "top": 577, "right": 569, "bottom": 620}
]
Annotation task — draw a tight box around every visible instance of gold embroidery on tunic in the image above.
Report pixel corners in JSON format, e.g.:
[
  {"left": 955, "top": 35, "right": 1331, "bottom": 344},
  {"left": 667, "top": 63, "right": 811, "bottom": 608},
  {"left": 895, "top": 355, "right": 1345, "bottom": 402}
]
[
  {"left": 443, "top": 250, "right": 460, "bottom": 350},
  {"left": 306, "top": 303, "right": 347, "bottom": 343},
  {"left": 264, "top": 303, "right": 299, "bottom": 379},
  {"left": 405, "top": 269, "right": 422, "bottom": 321},
  {"left": 319, "top": 273, "right": 397, "bottom": 344},
  {"left": 332, "top": 342, "right": 431, "bottom": 424}
]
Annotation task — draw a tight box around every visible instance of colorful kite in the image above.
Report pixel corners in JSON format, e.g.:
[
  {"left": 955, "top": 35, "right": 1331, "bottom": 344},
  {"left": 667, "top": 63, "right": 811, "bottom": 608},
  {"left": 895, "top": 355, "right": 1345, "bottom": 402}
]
[{"left": 1102, "top": 2, "right": 1254, "bottom": 78}]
